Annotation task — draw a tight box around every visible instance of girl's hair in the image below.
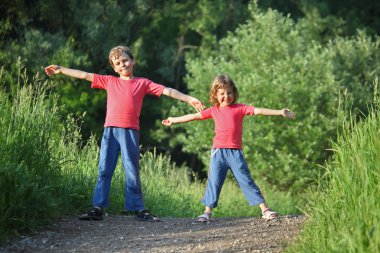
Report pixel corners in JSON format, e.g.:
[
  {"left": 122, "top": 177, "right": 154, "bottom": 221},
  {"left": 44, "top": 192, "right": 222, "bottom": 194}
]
[
  {"left": 109, "top": 45, "right": 134, "bottom": 68},
  {"left": 209, "top": 74, "right": 239, "bottom": 105}
]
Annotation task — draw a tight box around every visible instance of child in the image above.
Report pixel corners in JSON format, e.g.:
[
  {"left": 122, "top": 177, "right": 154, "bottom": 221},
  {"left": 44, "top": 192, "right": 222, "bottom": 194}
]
[
  {"left": 45, "top": 45, "right": 204, "bottom": 221},
  {"left": 162, "top": 74, "right": 295, "bottom": 222}
]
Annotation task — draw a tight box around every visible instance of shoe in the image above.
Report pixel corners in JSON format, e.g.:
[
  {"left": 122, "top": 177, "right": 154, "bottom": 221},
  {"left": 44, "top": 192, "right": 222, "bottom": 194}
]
[
  {"left": 79, "top": 207, "right": 103, "bottom": 220},
  {"left": 135, "top": 209, "right": 161, "bottom": 222},
  {"left": 262, "top": 208, "right": 278, "bottom": 220},
  {"left": 196, "top": 212, "right": 212, "bottom": 223}
]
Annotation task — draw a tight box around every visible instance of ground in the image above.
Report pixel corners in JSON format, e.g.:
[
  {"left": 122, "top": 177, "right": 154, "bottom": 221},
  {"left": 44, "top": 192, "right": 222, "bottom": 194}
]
[{"left": 0, "top": 214, "right": 305, "bottom": 253}]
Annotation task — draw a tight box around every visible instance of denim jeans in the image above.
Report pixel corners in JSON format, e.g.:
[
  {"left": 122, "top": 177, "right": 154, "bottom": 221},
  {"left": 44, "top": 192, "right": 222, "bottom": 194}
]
[
  {"left": 202, "top": 148, "right": 265, "bottom": 208},
  {"left": 93, "top": 127, "right": 144, "bottom": 211}
]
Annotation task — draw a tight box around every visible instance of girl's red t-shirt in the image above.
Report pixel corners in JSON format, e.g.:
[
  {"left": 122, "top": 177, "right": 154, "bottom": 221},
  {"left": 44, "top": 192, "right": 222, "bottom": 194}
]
[{"left": 200, "top": 104, "right": 255, "bottom": 149}]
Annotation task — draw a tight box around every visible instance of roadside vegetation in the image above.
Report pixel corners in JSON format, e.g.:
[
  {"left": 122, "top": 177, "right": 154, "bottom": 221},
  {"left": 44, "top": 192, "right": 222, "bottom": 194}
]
[{"left": 288, "top": 85, "right": 380, "bottom": 252}]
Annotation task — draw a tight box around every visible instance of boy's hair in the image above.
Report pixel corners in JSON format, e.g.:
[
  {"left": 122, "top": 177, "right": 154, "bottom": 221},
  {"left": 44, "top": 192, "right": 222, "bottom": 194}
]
[
  {"left": 109, "top": 46, "right": 134, "bottom": 68},
  {"left": 209, "top": 74, "right": 239, "bottom": 105}
]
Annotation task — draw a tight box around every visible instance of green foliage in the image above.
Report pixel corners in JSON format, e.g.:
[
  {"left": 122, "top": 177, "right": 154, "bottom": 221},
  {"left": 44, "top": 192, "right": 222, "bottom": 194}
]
[
  {"left": 0, "top": 67, "right": 60, "bottom": 239},
  {"left": 169, "top": 6, "right": 380, "bottom": 192},
  {"left": 288, "top": 89, "right": 380, "bottom": 253},
  {"left": 0, "top": 66, "right": 99, "bottom": 242},
  {"left": 321, "top": 0, "right": 380, "bottom": 35},
  {"left": 139, "top": 150, "right": 204, "bottom": 217}
]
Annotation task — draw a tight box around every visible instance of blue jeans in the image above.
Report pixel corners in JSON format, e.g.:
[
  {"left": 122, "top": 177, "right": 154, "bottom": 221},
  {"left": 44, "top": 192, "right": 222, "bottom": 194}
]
[
  {"left": 202, "top": 148, "right": 265, "bottom": 208},
  {"left": 93, "top": 127, "right": 144, "bottom": 211}
]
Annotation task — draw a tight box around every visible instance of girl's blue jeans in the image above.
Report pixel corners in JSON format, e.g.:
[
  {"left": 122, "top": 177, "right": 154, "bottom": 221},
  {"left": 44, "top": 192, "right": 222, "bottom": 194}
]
[
  {"left": 202, "top": 148, "right": 265, "bottom": 208},
  {"left": 93, "top": 127, "right": 144, "bottom": 211}
]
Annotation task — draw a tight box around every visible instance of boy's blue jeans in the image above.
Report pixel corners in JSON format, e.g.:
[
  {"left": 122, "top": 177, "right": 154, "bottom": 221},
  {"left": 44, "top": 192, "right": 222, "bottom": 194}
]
[
  {"left": 202, "top": 148, "right": 265, "bottom": 208},
  {"left": 93, "top": 127, "right": 144, "bottom": 211}
]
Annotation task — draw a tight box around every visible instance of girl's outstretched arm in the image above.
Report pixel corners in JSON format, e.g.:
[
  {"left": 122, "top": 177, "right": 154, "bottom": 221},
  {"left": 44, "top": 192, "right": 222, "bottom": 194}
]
[
  {"left": 254, "top": 108, "right": 295, "bottom": 119},
  {"left": 162, "top": 112, "right": 203, "bottom": 126}
]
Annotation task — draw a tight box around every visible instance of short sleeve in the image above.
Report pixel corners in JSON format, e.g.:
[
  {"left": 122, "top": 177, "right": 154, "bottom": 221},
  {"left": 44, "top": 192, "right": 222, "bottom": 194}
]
[
  {"left": 144, "top": 79, "right": 165, "bottom": 97},
  {"left": 243, "top": 105, "right": 255, "bottom": 115},
  {"left": 201, "top": 107, "right": 213, "bottom": 120},
  {"left": 91, "top": 74, "right": 111, "bottom": 89}
]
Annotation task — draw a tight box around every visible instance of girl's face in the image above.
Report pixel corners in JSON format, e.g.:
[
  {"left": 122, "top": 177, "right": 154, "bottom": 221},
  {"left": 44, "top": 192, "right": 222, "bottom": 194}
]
[
  {"left": 111, "top": 53, "right": 135, "bottom": 79},
  {"left": 216, "top": 88, "right": 234, "bottom": 106}
]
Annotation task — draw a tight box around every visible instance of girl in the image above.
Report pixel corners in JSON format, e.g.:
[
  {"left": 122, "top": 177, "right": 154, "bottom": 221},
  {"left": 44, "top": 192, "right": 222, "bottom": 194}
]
[{"left": 162, "top": 74, "right": 295, "bottom": 222}]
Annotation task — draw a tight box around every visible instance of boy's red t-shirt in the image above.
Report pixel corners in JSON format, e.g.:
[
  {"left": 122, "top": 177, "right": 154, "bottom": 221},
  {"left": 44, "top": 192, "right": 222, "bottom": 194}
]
[
  {"left": 91, "top": 74, "right": 165, "bottom": 130},
  {"left": 200, "top": 104, "right": 255, "bottom": 149}
]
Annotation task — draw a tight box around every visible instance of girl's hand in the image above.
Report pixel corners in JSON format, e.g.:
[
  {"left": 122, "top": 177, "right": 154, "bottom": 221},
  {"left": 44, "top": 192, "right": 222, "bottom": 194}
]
[
  {"left": 44, "top": 65, "right": 61, "bottom": 76},
  {"left": 162, "top": 118, "right": 174, "bottom": 126},
  {"left": 188, "top": 97, "right": 205, "bottom": 112},
  {"left": 282, "top": 109, "right": 296, "bottom": 119}
]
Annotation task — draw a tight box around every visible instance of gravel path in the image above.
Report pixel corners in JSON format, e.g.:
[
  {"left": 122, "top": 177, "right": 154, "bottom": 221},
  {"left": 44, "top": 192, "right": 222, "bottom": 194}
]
[{"left": 0, "top": 214, "right": 305, "bottom": 253}]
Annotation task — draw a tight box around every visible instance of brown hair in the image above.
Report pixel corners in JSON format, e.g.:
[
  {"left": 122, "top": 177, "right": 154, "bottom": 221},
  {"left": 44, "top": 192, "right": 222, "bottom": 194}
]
[
  {"left": 209, "top": 74, "right": 238, "bottom": 105},
  {"left": 109, "top": 46, "right": 134, "bottom": 68}
]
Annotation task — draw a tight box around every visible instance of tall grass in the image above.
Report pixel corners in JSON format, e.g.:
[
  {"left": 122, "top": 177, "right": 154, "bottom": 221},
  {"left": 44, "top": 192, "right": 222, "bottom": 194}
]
[
  {"left": 288, "top": 100, "right": 380, "bottom": 252},
  {"left": 0, "top": 65, "right": 98, "bottom": 241},
  {"left": 0, "top": 68, "right": 61, "bottom": 238}
]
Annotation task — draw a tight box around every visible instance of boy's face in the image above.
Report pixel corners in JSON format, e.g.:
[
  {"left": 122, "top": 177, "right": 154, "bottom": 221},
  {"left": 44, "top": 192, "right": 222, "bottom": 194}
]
[
  {"left": 217, "top": 88, "right": 234, "bottom": 106},
  {"left": 111, "top": 53, "right": 135, "bottom": 79}
]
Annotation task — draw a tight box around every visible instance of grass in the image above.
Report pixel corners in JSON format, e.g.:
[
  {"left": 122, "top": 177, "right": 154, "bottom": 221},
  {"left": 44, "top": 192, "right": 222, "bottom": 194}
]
[
  {"left": 0, "top": 66, "right": 98, "bottom": 241},
  {"left": 287, "top": 104, "right": 380, "bottom": 253}
]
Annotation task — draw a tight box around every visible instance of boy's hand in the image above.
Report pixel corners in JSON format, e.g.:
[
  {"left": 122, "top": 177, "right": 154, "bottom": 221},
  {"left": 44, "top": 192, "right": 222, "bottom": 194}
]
[
  {"left": 45, "top": 65, "right": 61, "bottom": 76},
  {"left": 161, "top": 118, "right": 174, "bottom": 126},
  {"left": 188, "top": 97, "right": 205, "bottom": 112},
  {"left": 282, "top": 109, "right": 296, "bottom": 119}
]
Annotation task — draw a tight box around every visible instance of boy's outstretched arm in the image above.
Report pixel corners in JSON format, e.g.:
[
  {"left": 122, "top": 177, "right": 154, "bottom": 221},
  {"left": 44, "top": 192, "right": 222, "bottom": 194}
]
[
  {"left": 254, "top": 108, "right": 296, "bottom": 119},
  {"left": 162, "top": 112, "right": 203, "bottom": 126},
  {"left": 162, "top": 87, "right": 205, "bottom": 112},
  {"left": 45, "top": 65, "right": 94, "bottom": 82}
]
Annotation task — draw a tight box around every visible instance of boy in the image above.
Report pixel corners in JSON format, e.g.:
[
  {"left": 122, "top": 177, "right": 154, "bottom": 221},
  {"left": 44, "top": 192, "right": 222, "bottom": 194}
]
[{"left": 45, "top": 45, "right": 204, "bottom": 221}]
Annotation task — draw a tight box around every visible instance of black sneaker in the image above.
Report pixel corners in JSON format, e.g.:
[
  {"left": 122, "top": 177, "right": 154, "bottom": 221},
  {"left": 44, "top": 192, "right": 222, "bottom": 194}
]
[
  {"left": 135, "top": 209, "right": 161, "bottom": 222},
  {"left": 79, "top": 207, "right": 103, "bottom": 220}
]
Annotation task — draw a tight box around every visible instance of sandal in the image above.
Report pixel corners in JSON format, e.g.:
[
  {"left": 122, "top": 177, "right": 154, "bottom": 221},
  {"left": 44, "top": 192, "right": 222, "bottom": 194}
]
[
  {"left": 135, "top": 209, "right": 161, "bottom": 222},
  {"left": 196, "top": 212, "right": 212, "bottom": 223},
  {"left": 262, "top": 208, "right": 278, "bottom": 220}
]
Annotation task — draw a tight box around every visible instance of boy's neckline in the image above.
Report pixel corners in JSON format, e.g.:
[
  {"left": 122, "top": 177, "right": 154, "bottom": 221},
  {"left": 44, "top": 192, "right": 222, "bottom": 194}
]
[{"left": 119, "top": 75, "right": 135, "bottom": 80}]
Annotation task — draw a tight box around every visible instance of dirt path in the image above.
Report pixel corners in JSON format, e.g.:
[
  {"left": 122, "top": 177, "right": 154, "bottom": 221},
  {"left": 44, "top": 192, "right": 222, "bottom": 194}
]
[{"left": 0, "top": 214, "right": 305, "bottom": 253}]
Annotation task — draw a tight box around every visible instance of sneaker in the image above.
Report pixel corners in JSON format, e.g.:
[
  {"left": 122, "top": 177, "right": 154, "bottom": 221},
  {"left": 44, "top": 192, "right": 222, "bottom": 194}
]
[
  {"left": 79, "top": 207, "right": 103, "bottom": 220},
  {"left": 135, "top": 209, "right": 161, "bottom": 222}
]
